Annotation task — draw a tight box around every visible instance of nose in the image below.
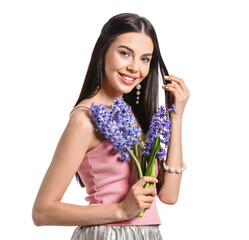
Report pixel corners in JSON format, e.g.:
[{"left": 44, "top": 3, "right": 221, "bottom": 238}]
[{"left": 127, "top": 59, "right": 139, "bottom": 73}]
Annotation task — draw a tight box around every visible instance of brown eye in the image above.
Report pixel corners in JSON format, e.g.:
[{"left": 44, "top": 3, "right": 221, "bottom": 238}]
[
  {"left": 141, "top": 57, "right": 150, "bottom": 63},
  {"left": 120, "top": 51, "right": 131, "bottom": 57}
]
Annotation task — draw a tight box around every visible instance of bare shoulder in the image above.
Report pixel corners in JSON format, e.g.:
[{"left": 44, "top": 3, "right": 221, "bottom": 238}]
[
  {"left": 68, "top": 103, "right": 104, "bottom": 152},
  {"left": 69, "top": 106, "right": 93, "bottom": 130},
  {"left": 68, "top": 108, "right": 95, "bottom": 150}
]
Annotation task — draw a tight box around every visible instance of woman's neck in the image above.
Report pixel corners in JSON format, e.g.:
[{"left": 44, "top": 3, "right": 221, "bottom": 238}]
[{"left": 93, "top": 87, "right": 123, "bottom": 107}]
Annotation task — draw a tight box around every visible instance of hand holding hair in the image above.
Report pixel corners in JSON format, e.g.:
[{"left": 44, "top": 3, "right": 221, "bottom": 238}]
[{"left": 163, "top": 74, "right": 190, "bottom": 117}]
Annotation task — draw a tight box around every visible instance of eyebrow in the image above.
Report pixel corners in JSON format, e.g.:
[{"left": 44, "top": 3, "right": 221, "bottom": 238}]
[{"left": 118, "top": 45, "right": 153, "bottom": 57}]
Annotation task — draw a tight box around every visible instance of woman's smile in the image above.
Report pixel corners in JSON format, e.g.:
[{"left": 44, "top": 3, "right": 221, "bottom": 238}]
[{"left": 118, "top": 72, "right": 139, "bottom": 85}]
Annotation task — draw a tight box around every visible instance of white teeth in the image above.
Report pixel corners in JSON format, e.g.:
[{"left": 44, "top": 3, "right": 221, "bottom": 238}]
[{"left": 122, "top": 75, "right": 135, "bottom": 81}]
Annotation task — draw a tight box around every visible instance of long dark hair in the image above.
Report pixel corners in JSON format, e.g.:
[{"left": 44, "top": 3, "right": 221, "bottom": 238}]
[{"left": 73, "top": 13, "right": 171, "bottom": 194}]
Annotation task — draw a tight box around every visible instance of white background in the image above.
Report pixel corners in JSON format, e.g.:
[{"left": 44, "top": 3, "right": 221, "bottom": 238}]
[{"left": 1, "top": 0, "right": 248, "bottom": 239}]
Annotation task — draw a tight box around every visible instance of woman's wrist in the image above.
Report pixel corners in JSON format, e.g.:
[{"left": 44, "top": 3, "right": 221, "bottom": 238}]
[
  {"left": 170, "top": 112, "right": 183, "bottom": 122},
  {"left": 116, "top": 202, "right": 129, "bottom": 221}
]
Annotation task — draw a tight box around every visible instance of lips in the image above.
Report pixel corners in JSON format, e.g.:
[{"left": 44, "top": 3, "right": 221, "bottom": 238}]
[{"left": 118, "top": 72, "right": 138, "bottom": 85}]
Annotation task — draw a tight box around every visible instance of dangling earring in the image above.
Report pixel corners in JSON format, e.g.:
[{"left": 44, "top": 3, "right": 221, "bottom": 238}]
[
  {"left": 136, "top": 84, "right": 142, "bottom": 104},
  {"left": 96, "top": 80, "right": 101, "bottom": 90}
]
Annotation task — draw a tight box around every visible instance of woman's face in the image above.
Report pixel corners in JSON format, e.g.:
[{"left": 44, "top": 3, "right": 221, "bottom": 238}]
[{"left": 103, "top": 32, "right": 154, "bottom": 95}]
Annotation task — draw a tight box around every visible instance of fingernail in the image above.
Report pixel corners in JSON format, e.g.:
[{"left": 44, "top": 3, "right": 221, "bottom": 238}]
[
  {"left": 165, "top": 76, "right": 169, "bottom": 79},
  {"left": 155, "top": 178, "right": 158, "bottom": 182}
]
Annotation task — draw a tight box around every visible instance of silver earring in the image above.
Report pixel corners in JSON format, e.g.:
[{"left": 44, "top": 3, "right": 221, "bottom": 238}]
[
  {"left": 96, "top": 80, "right": 101, "bottom": 90},
  {"left": 136, "top": 84, "right": 142, "bottom": 104}
]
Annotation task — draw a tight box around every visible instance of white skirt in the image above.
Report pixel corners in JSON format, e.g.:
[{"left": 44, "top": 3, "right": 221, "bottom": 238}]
[{"left": 71, "top": 225, "right": 163, "bottom": 240}]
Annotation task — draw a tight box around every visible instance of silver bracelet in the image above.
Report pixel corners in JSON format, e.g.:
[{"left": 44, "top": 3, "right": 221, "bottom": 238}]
[{"left": 163, "top": 161, "right": 187, "bottom": 174}]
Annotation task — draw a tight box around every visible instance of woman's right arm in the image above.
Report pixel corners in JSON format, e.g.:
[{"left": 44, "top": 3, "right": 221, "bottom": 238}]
[
  {"left": 32, "top": 110, "right": 123, "bottom": 226},
  {"left": 32, "top": 109, "right": 157, "bottom": 226}
]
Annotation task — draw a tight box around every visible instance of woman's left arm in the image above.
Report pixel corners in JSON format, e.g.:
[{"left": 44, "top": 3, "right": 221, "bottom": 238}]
[{"left": 157, "top": 74, "right": 190, "bottom": 204}]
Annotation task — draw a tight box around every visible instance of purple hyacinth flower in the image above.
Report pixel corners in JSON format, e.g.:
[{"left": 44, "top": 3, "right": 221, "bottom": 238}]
[
  {"left": 91, "top": 98, "right": 142, "bottom": 161},
  {"left": 143, "top": 104, "right": 176, "bottom": 160}
]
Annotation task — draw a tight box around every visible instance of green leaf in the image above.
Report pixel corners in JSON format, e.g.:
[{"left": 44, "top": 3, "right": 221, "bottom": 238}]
[{"left": 147, "top": 136, "right": 160, "bottom": 169}]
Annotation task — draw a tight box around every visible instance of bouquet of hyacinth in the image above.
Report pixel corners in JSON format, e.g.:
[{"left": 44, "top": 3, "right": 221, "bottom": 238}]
[{"left": 91, "top": 98, "right": 176, "bottom": 217}]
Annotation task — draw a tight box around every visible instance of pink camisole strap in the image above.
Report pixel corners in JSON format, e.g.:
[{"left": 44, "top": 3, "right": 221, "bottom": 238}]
[{"left": 69, "top": 104, "right": 91, "bottom": 117}]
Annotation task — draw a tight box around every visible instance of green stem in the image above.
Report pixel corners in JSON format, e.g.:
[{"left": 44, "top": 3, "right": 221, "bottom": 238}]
[
  {"left": 126, "top": 147, "right": 143, "bottom": 179},
  {"left": 141, "top": 134, "right": 146, "bottom": 143},
  {"left": 138, "top": 137, "right": 160, "bottom": 217},
  {"left": 138, "top": 162, "right": 157, "bottom": 217},
  {"left": 133, "top": 143, "right": 140, "bottom": 177},
  {"left": 133, "top": 143, "right": 139, "bottom": 160},
  {"left": 138, "top": 208, "right": 147, "bottom": 217},
  {"left": 141, "top": 155, "right": 146, "bottom": 175},
  {"left": 138, "top": 141, "right": 144, "bottom": 152}
]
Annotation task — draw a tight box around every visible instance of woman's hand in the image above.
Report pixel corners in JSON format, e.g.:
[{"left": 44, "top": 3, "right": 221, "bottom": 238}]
[
  {"left": 118, "top": 176, "right": 158, "bottom": 220},
  {"left": 162, "top": 74, "right": 190, "bottom": 118}
]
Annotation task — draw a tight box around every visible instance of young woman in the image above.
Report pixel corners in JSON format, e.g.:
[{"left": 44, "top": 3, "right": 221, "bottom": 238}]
[{"left": 32, "top": 13, "right": 190, "bottom": 239}]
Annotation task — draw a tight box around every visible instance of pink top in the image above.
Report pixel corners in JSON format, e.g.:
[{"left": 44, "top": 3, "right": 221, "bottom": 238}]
[{"left": 69, "top": 104, "right": 162, "bottom": 225}]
